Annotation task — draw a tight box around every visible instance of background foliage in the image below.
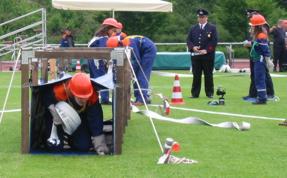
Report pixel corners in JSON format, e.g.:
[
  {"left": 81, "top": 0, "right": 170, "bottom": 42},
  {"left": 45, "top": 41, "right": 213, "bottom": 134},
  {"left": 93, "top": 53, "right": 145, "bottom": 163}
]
[{"left": 0, "top": 0, "right": 287, "bottom": 44}]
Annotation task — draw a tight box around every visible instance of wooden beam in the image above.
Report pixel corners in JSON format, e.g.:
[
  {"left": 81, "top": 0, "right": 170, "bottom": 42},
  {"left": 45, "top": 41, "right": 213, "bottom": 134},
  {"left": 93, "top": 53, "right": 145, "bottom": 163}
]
[
  {"left": 21, "top": 50, "right": 33, "bottom": 154},
  {"left": 34, "top": 47, "right": 113, "bottom": 59}
]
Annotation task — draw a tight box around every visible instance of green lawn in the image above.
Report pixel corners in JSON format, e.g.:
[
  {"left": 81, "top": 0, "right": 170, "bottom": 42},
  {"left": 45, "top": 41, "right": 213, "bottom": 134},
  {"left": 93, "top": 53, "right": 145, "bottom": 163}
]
[{"left": 0, "top": 71, "right": 287, "bottom": 178}]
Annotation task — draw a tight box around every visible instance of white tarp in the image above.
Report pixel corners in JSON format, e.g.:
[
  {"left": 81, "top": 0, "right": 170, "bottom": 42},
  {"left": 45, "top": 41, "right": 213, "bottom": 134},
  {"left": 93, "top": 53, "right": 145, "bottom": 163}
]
[{"left": 52, "top": 0, "right": 172, "bottom": 12}]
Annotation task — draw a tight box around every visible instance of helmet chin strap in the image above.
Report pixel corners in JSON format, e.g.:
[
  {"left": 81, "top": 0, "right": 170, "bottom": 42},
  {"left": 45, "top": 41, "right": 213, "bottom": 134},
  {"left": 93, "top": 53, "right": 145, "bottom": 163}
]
[{"left": 75, "top": 97, "right": 84, "bottom": 106}]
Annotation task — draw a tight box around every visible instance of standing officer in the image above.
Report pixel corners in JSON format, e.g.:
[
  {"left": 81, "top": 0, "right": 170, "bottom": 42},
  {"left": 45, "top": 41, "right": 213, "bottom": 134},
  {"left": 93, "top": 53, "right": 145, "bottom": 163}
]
[
  {"left": 270, "top": 19, "right": 286, "bottom": 72},
  {"left": 186, "top": 8, "right": 218, "bottom": 98}
]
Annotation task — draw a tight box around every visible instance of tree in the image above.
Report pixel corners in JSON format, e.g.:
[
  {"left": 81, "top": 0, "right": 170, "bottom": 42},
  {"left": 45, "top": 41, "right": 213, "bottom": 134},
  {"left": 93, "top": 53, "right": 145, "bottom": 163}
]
[{"left": 216, "top": 0, "right": 248, "bottom": 41}]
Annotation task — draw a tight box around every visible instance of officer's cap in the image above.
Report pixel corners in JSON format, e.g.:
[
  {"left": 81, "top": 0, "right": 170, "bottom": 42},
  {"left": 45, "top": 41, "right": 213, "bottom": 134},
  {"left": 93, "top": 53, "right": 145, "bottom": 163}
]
[
  {"left": 197, "top": 9, "right": 208, "bottom": 17},
  {"left": 246, "top": 9, "right": 259, "bottom": 18}
]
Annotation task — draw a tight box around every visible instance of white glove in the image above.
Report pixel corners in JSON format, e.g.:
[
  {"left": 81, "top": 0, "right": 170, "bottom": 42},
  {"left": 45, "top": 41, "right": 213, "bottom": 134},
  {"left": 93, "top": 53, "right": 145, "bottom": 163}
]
[
  {"left": 48, "top": 104, "right": 62, "bottom": 125},
  {"left": 91, "top": 134, "right": 109, "bottom": 155},
  {"left": 47, "top": 124, "right": 60, "bottom": 146},
  {"left": 265, "top": 57, "right": 274, "bottom": 72}
]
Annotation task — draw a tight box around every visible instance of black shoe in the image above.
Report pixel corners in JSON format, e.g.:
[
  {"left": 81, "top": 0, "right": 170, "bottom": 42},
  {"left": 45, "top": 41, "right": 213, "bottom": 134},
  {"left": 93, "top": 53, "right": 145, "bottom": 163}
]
[
  {"left": 207, "top": 95, "right": 213, "bottom": 98},
  {"left": 252, "top": 100, "right": 266, "bottom": 105},
  {"left": 189, "top": 96, "right": 199, "bottom": 98},
  {"left": 242, "top": 96, "right": 250, "bottom": 100}
]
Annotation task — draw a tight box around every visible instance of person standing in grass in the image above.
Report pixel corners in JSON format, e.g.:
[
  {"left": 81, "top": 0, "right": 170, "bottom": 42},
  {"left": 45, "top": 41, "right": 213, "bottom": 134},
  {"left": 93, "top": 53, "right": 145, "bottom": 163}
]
[
  {"left": 242, "top": 10, "right": 275, "bottom": 102},
  {"left": 186, "top": 8, "right": 218, "bottom": 98},
  {"left": 249, "top": 14, "right": 272, "bottom": 104},
  {"left": 270, "top": 19, "right": 286, "bottom": 72}
]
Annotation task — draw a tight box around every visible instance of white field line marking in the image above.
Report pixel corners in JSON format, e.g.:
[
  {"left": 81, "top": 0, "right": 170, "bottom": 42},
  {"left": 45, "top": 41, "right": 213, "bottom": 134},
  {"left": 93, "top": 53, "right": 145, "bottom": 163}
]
[
  {"left": 149, "top": 104, "right": 286, "bottom": 121},
  {"left": 152, "top": 71, "right": 287, "bottom": 78},
  {"left": 0, "top": 109, "right": 21, "bottom": 113}
]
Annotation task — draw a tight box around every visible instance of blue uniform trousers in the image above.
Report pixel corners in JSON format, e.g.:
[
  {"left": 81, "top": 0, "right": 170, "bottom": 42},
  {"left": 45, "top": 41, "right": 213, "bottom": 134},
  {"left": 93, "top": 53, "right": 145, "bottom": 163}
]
[
  {"left": 254, "top": 61, "right": 267, "bottom": 102},
  {"left": 132, "top": 38, "right": 157, "bottom": 102}
]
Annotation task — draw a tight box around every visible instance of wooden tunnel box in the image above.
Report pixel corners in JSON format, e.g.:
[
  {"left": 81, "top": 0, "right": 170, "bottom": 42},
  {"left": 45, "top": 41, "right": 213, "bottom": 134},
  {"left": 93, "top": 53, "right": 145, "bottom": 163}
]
[{"left": 21, "top": 47, "right": 131, "bottom": 155}]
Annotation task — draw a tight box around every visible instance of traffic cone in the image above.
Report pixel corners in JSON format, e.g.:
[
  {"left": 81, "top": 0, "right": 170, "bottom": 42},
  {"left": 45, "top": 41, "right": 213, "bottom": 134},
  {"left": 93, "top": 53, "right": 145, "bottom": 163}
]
[
  {"left": 171, "top": 74, "right": 184, "bottom": 104},
  {"left": 75, "top": 60, "right": 81, "bottom": 73}
]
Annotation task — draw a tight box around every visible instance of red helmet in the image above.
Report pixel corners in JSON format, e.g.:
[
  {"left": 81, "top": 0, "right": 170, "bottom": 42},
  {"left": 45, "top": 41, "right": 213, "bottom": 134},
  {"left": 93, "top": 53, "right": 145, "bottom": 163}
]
[
  {"left": 69, "top": 73, "right": 93, "bottom": 99},
  {"left": 102, "top": 18, "right": 121, "bottom": 28},
  {"left": 249, "top": 14, "right": 267, "bottom": 26},
  {"left": 117, "top": 22, "right": 123, "bottom": 29},
  {"left": 106, "top": 36, "right": 120, "bottom": 47}
]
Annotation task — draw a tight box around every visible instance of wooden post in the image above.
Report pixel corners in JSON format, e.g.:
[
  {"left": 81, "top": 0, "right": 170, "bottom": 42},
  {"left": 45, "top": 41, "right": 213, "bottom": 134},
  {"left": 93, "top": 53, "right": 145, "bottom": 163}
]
[
  {"left": 31, "top": 58, "right": 38, "bottom": 86},
  {"left": 41, "top": 58, "right": 48, "bottom": 83},
  {"left": 48, "top": 58, "right": 57, "bottom": 80},
  {"left": 21, "top": 49, "right": 34, "bottom": 153},
  {"left": 112, "top": 49, "right": 124, "bottom": 154}
]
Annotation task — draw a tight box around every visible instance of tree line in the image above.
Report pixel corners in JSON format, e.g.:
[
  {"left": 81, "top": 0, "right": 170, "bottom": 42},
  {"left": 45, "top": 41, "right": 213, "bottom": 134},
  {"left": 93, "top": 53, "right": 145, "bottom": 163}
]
[{"left": 0, "top": 0, "right": 287, "bottom": 44}]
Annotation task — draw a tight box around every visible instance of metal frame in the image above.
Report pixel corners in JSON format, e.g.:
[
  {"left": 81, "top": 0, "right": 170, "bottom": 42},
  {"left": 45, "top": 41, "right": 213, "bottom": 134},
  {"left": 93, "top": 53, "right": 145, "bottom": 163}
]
[{"left": 0, "top": 8, "right": 46, "bottom": 59}]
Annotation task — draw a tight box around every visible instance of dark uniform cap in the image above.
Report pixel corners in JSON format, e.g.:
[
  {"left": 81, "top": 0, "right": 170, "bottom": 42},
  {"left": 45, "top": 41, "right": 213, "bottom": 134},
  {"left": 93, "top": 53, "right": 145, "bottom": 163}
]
[
  {"left": 197, "top": 9, "right": 209, "bottom": 16},
  {"left": 246, "top": 9, "right": 259, "bottom": 18}
]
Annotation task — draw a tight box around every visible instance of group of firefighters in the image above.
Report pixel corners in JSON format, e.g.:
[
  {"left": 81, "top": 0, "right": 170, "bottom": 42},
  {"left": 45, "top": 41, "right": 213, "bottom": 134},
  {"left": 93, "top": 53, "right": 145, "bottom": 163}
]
[
  {"left": 37, "top": 17, "right": 157, "bottom": 154},
  {"left": 36, "top": 8, "right": 281, "bottom": 154}
]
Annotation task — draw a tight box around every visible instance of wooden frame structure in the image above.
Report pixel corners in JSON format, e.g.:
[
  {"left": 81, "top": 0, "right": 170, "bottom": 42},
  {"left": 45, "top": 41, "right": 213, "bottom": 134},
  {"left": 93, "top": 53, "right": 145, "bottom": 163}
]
[{"left": 21, "top": 47, "right": 131, "bottom": 154}]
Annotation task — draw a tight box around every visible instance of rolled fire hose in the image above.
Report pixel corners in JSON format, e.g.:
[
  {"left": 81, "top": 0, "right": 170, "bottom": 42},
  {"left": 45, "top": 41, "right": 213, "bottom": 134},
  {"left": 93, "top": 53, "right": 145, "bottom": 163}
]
[
  {"left": 131, "top": 105, "right": 250, "bottom": 131},
  {"left": 55, "top": 101, "right": 81, "bottom": 135}
]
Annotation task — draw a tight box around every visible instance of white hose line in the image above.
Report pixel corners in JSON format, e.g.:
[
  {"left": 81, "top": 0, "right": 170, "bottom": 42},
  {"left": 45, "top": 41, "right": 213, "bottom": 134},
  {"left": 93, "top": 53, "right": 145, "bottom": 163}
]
[
  {"left": 0, "top": 49, "right": 22, "bottom": 125},
  {"left": 153, "top": 70, "right": 287, "bottom": 78},
  {"left": 149, "top": 104, "right": 286, "bottom": 121},
  {"left": 125, "top": 48, "right": 164, "bottom": 153},
  {"left": 132, "top": 105, "right": 250, "bottom": 131}
]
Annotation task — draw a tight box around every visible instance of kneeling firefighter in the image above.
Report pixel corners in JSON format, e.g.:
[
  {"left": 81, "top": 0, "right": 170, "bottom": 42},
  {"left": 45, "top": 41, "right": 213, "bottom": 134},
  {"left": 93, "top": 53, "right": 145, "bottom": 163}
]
[{"left": 44, "top": 73, "right": 109, "bottom": 154}]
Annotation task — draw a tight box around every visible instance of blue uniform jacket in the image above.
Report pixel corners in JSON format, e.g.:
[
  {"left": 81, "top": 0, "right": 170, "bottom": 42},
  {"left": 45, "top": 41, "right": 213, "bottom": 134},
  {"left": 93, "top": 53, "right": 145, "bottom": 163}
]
[
  {"left": 187, "top": 23, "right": 218, "bottom": 53},
  {"left": 60, "top": 38, "right": 70, "bottom": 47},
  {"left": 88, "top": 36, "right": 108, "bottom": 78}
]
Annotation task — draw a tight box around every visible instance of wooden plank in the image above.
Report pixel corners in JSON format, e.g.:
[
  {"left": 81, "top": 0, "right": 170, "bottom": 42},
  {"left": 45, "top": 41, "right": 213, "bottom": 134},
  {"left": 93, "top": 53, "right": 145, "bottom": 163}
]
[
  {"left": 31, "top": 61, "right": 38, "bottom": 86},
  {"left": 41, "top": 59, "right": 48, "bottom": 83},
  {"left": 21, "top": 50, "right": 33, "bottom": 154},
  {"left": 113, "top": 50, "right": 126, "bottom": 155},
  {"left": 21, "top": 63, "right": 30, "bottom": 154},
  {"left": 114, "top": 67, "right": 124, "bottom": 154},
  {"left": 123, "top": 53, "right": 131, "bottom": 130},
  {"left": 34, "top": 47, "right": 113, "bottom": 59}
]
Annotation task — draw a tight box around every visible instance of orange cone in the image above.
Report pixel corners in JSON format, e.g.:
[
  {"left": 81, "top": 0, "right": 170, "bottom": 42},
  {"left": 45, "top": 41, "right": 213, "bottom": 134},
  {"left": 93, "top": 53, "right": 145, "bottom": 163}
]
[
  {"left": 171, "top": 75, "right": 184, "bottom": 104},
  {"left": 76, "top": 60, "right": 81, "bottom": 73}
]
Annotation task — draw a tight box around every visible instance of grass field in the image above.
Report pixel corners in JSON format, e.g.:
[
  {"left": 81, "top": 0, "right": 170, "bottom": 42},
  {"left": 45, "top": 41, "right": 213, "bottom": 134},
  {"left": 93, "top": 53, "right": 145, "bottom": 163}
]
[{"left": 0, "top": 71, "right": 287, "bottom": 178}]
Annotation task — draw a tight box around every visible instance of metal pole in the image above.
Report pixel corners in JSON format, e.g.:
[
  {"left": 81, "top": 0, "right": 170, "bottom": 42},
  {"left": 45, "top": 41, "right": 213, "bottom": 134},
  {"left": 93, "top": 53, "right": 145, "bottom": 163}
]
[{"left": 42, "top": 8, "right": 47, "bottom": 47}]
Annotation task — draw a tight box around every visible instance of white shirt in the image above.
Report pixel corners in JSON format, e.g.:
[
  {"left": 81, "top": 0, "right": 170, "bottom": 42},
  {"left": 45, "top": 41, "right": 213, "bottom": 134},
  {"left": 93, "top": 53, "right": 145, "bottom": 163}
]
[{"left": 199, "top": 22, "right": 207, "bottom": 29}]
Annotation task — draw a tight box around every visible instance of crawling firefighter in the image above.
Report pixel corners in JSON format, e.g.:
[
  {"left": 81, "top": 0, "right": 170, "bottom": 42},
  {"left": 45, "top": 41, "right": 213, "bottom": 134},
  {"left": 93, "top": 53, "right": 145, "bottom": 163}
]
[{"left": 43, "top": 73, "right": 109, "bottom": 155}]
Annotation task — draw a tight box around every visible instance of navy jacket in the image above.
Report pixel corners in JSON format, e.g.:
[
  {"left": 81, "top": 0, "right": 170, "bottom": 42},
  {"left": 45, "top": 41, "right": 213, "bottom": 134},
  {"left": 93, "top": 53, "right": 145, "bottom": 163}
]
[{"left": 187, "top": 23, "right": 218, "bottom": 53}]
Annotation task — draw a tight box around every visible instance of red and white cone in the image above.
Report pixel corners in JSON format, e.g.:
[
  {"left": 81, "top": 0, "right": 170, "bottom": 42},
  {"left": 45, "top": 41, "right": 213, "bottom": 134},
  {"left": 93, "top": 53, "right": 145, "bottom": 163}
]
[
  {"left": 171, "top": 74, "right": 184, "bottom": 104},
  {"left": 76, "top": 60, "right": 81, "bottom": 73}
]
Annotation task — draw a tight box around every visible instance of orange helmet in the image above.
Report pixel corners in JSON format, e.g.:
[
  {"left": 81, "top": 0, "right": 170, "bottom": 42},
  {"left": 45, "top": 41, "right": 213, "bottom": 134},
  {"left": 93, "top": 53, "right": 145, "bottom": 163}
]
[
  {"left": 68, "top": 73, "right": 93, "bottom": 99},
  {"left": 106, "top": 36, "right": 120, "bottom": 47},
  {"left": 249, "top": 14, "right": 267, "bottom": 26},
  {"left": 120, "top": 32, "right": 127, "bottom": 39},
  {"left": 122, "top": 37, "right": 130, "bottom": 46},
  {"left": 102, "top": 18, "right": 121, "bottom": 28}
]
